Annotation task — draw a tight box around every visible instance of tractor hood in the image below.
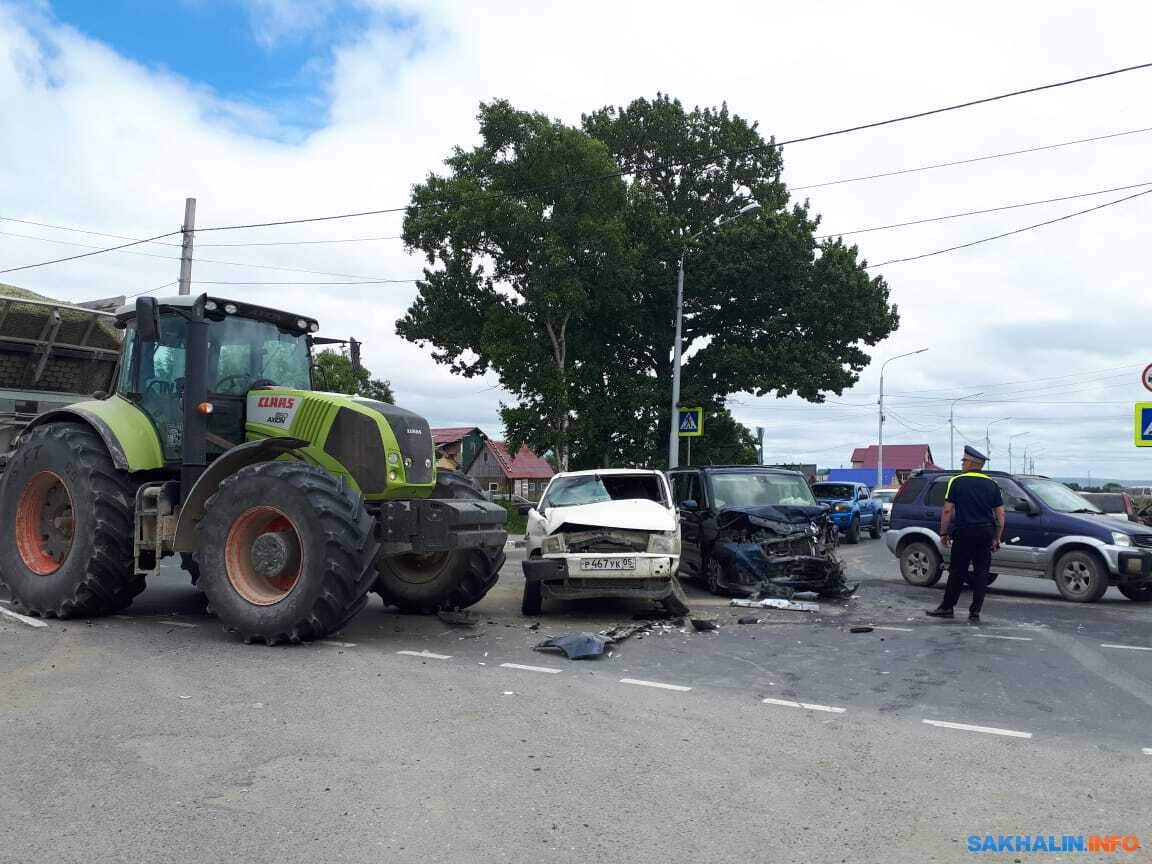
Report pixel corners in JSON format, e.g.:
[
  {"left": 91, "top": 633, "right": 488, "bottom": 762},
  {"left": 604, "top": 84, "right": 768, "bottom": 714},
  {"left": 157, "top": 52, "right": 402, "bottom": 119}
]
[{"left": 541, "top": 499, "right": 676, "bottom": 534}]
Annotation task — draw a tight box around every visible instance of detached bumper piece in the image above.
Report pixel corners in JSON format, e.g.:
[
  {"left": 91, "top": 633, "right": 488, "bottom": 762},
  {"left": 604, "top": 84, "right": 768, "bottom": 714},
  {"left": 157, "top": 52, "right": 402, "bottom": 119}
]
[{"left": 375, "top": 498, "right": 507, "bottom": 556}]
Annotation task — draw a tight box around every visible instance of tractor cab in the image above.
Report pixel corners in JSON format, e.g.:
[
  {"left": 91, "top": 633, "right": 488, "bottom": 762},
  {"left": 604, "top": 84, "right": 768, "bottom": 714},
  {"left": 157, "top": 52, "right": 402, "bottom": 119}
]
[{"left": 115, "top": 295, "right": 318, "bottom": 465}]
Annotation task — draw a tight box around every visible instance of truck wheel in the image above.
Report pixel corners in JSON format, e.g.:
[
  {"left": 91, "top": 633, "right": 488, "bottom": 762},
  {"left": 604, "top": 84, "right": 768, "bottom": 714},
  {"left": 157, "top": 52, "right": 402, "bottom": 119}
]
[
  {"left": 1118, "top": 583, "right": 1152, "bottom": 602},
  {"left": 1053, "top": 550, "right": 1109, "bottom": 603},
  {"left": 845, "top": 517, "right": 860, "bottom": 544},
  {"left": 521, "top": 580, "right": 543, "bottom": 616},
  {"left": 373, "top": 469, "right": 504, "bottom": 613},
  {"left": 196, "top": 461, "right": 376, "bottom": 644},
  {"left": 899, "top": 540, "right": 943, "bottom": 587},
  {"left": 0, "top": 423, "right": 141, "bottom": 618},
  {"left": 869, "top": 515, "right": 882, "bottom": 539}
]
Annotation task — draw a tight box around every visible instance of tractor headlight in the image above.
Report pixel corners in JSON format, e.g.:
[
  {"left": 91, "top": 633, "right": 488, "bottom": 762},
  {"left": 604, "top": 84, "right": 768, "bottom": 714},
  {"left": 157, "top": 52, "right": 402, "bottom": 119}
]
[
  {"left": 541, "top": 534, "right": 566, "bottom": 555},
  {"left": 647, "top": 531, "right": 680, "bottom": 555},
  {"left": 1111, "top": 531, "right": 1133, "bottom": 547},
  {"left": 387, "top": 452, "right": 400, "bottom": 465},
  {"left": 389, "top": 469, "right": 398, "bottom": 482}
]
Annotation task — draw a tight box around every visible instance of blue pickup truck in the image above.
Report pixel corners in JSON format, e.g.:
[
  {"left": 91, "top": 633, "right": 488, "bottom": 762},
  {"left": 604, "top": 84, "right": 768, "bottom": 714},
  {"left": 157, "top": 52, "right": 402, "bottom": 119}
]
[{"left": 810, "top": 481, "right": 883, "bottom": 543}]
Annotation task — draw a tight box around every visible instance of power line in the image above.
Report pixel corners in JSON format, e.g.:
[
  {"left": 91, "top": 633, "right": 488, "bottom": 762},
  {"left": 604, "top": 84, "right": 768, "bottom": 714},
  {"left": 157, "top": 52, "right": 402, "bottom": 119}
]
[
  {"left": 195, "top": 62, "right": 1152, "bottom": 234},
  {"left": 0, "top": 228, "right": 392, "bottom": 280},
  {"left": 0, "top": 230, "right": 182, "bottom": 275},
  {"left": 198, "top": 236, "right": 403, "bottom": 248},
  {"left": 127, "top": 280, "right": 179, "bottom": 298},
  {"left": 192, "top": 279, "right": 418, "bottom": 286},
  {"left": 816, "top": 180, "right": 1152, "bottom": 240},
  {"left": 869, "top": 187, "right": 1152, "bottom": 268},
  {"left": 791, "top": 125, "right": 1152, "bottom": 192}
]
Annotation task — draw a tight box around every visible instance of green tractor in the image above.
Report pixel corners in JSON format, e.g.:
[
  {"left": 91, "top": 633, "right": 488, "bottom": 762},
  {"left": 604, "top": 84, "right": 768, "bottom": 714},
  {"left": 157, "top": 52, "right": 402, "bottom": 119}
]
[{"left": 0, "top": 294, "right": 507, "bottom": 643}]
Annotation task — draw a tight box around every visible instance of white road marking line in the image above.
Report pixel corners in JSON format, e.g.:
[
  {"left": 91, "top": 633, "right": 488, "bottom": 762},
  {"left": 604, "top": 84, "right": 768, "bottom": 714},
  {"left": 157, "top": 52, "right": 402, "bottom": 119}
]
[
  {"left": 922, "top": 719, "right": 1032, "bottom": 739},
  {"left": 500, "top": 662, "right": 562, "bottom": 674},
  {"left": 157, "top": 620, "right": 197, "bottom": 628},
  {"left": 1101, "top": 643, "right": 1152, "bottom": 652},
  {"left": 397, "top": 649, "right": 451, "bottom": 660},
  {"left": 761, "top": 697, "right": 847, "bottom": 714},
  {"left": 0, "top": 605, "right": 48, "bottom": 629},
  {"left": 873, "top": 626, "right": 914, "bottom": 632},
  {"left": 1143, "top": 748, "right": 1152, "bottom": 756},
  {"left": 318, "top": 640, "right": 356, "bottom": 648},
  {"left": 619, "top": 678, "right": 691, "bottom": 692},
  {"left": 973, "top": 634, "right": 1032, "bottom": 641}
]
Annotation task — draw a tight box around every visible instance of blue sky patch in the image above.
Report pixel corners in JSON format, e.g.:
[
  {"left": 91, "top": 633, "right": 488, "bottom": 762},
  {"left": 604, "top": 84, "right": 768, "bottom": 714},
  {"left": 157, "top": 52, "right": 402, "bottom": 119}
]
[{"left": 44, "top": 1, "right": 414, "bottom": 134}]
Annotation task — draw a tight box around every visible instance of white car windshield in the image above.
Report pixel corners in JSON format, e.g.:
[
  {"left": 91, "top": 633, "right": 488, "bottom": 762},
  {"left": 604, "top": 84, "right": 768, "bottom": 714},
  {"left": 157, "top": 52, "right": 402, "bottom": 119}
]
[
  {"left": 541, "top": 474, "right": 669, "bottom": 508},
  {"left": 709, "top": 472, "right": 817, "bottom": 508}
]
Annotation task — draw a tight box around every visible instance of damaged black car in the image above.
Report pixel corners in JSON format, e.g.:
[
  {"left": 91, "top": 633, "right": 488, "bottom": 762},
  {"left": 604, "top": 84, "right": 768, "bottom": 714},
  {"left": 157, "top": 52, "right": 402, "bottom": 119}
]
[{"left": 668, "top": 466, "right": 856, "bottom": 599}]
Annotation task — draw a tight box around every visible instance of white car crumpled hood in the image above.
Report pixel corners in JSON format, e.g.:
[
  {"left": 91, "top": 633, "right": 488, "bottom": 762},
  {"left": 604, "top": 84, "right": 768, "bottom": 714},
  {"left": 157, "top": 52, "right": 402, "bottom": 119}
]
[{"left": 544, "top": 499, "right": 676, "bottom": 534}]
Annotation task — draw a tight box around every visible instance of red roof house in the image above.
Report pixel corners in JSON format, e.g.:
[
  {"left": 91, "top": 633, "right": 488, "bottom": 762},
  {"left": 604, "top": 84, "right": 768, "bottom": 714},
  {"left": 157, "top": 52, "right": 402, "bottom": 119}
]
[
  {"left": 850, "top": 444, "right": 939, "bottom": 483},
  {"left": 430, "top": 427, "right": 487, "bottom": 471},
  {"left": 466, "top": 439, "right": 554, "bottom": 499}
]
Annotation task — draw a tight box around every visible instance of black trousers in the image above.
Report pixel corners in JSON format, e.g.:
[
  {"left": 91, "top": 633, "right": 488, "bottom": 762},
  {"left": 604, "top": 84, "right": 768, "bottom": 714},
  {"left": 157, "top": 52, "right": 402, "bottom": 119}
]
[{"left": 941, "top": 524, "right": 995, "bottom": 614}]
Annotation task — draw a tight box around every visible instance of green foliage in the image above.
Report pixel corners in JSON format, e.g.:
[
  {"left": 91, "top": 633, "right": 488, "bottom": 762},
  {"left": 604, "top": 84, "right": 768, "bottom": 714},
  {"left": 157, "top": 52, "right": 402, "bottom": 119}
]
[
  {"left": 313, "top": 348, "right": 394, "bottom": 402},
  {"left": 500, "top": 501, "right": 528, "bottom": 535},
  {"left": 399, "top": 94, "right": 898, "bottom": 468}
]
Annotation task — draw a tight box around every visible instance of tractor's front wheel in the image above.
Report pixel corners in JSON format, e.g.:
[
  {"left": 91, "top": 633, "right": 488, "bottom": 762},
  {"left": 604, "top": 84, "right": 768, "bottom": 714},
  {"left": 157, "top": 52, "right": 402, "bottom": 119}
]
[
  {"left": 373, "top": 470, "right": 504, "bottom": 613},
  {"left": 0, "top": 423, "right": 140, "bottom": 618},
  {"left": 196, "top": 461, "right": 377, "bottom": 644}
]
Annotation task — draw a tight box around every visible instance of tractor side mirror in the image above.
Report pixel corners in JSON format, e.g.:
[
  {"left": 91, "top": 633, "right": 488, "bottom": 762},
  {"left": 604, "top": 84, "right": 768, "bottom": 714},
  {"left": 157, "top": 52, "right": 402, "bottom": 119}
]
[{"left": 136, "top": 296, "right": 160, "bottom": 342}]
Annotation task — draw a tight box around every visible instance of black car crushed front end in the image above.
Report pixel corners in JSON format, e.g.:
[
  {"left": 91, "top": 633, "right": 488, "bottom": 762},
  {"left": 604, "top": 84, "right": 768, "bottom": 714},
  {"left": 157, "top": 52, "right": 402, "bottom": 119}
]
[{"left": 708, "top": 505, "right": 856, "bottom": 599}]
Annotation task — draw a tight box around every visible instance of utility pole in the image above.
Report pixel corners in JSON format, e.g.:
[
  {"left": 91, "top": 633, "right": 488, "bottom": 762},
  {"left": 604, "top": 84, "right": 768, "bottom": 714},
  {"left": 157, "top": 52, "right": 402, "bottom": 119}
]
[
  {"left": 178, "top": 197, "right": 197, "bottom": 296},
  {"left": 985, "top": 417, "right": 1010, "bottom": 463},
  {"left": 877, "top": 348, "right": 929, "bottom": 488},
  {"left": 1008, "top": 431, "right": 1030, "bottom": 474},
  {"left": 949, "top": 392, "right": 984, "bottom": 469}
]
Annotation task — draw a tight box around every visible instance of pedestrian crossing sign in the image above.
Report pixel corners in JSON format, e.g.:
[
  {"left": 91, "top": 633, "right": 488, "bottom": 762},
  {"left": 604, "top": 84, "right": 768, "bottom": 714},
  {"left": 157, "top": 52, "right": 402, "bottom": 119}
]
[
  {"left": 1135, "top": 403, "right": 1152, "bottom": 447},
  {"left": 678, "top": 408, "right": 703, "bottom": 437}
]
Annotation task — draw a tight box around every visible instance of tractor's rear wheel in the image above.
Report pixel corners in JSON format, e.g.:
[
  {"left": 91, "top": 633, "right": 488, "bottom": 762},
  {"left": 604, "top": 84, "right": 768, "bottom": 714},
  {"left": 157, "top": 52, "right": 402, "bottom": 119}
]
[
  {"left": 0, "top": 423, "right": 140, "bottom": 617},
  {"left": 373, "top": 469, "right": 504, "bottom": 613},
  {"left": 196, "top": 461, "right": 376, "bottom": 644}
]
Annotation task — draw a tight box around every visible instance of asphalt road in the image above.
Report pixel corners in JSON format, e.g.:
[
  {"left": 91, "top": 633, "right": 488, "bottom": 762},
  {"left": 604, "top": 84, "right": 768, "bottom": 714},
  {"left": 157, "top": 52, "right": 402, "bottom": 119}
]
[{"left": 2, "top": 537, "right": 1150, "bottom": 863}]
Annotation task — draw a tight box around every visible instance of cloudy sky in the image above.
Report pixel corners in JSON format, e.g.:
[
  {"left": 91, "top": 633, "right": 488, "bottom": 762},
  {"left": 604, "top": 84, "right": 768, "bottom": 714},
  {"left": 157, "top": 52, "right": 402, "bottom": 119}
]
[{"left": 1, "top": 0, "right": 1150, "bottom": 480}]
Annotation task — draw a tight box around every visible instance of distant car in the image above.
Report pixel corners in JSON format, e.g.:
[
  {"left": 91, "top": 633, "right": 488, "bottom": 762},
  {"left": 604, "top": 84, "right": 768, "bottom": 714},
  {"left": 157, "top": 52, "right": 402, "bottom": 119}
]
[
  {"left": 885, "top": 470, "right": 1152, "bottom": 603},
  {"left": 870, "top": 488, "right": 900, "bottom": 527},
  {"left": 1077, "top": 492, "right": 1137, "bottom": 523},
  {"left": 521, "top": 469, "right": 683, "bottom": 616},
  {"left": 809, "top": 481, "right": 883, "bottom": 543}
]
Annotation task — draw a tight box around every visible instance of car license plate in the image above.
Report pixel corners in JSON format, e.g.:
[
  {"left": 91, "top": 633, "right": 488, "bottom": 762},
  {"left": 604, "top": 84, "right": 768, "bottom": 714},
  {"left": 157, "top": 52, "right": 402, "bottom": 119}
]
[{"left": 580, "top": 558, "right": 636, "bottom": 571}]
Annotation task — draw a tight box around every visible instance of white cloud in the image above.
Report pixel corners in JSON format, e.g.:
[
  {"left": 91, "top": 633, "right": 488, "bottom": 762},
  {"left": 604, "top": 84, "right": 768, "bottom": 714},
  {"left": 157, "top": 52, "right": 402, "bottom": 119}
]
[{"left": 1, "top": 0, "right": 1150, "bottom": 476}]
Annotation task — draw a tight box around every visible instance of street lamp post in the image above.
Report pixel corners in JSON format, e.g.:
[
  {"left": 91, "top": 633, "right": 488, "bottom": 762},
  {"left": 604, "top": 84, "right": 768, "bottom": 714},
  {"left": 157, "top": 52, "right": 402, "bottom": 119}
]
[
  {"left": 1008, "top": 431, "right": 1030, "bottom": 474},
  {"left": 984, "top": 417, "right": 1011, "bottom": 463},
  {"left": 877, "top": 348, "right": 929, "bottom": 488},
  {"left": 949, "top": 392, "right": 985, "bottom": 469},
  {"left": 667, "top": 201, "right": 760, "bottom": 469}
]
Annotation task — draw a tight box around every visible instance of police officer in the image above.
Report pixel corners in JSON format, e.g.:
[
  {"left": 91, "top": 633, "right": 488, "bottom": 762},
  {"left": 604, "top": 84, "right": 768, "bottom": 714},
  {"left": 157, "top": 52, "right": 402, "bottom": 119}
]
[{"left": 926, "top": 445, "right": 1005, "bottom": 623}]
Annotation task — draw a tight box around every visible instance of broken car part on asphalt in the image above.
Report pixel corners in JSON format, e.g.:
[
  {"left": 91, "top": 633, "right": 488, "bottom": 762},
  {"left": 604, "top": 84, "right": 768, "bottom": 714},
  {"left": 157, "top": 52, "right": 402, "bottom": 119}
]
[{"left": 730, "top": 597, "right": 821, "bottom": 612}]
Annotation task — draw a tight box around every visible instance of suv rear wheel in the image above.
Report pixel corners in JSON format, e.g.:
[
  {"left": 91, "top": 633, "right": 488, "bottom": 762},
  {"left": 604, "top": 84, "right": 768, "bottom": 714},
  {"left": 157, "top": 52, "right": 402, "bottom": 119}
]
[
  {"left": 899, "top": 540, "right": 943, "bottom": 587},
  {"left": 1053, "top": 550, "right": 1109, "bottom": 602}
]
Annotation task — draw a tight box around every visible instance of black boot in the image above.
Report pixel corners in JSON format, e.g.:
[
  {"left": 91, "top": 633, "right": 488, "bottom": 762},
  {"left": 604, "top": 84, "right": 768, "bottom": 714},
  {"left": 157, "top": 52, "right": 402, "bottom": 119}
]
[{"left": 925, "top": 607, "right": 954, "bottom": 619}]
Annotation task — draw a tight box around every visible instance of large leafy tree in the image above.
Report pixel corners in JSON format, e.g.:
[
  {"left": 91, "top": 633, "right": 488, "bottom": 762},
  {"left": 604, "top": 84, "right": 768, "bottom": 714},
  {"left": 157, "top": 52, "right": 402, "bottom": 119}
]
[
  {"left": 397, "top": 100, "right": 631, "bottom": 469},
  {"left": 399, "top": 95, "right": 898, "bottom": 468},
  {"left": 314, "top": 348, "right": 395, "bottom": 403}
]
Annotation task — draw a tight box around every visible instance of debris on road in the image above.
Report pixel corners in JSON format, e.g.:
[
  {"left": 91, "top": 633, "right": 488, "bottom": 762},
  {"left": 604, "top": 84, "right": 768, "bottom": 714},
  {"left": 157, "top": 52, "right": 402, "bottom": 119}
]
[
  {"left": 437, "top": 610, "right": 480, "bottom": 627},
  {"left": 690, "top": 618, "right": 719, "bottom": 632},
  {"left": 849, "top": 626, "right": 875, "bottom": 634},
  {"left": 731, "top": 597, "right": 820, "bottom": 612},
  {"left": 737, "top": 616, "right": 761, "bottom": 625},
  {"left": 534, "top": 632, "right": 610, "bottom": 659}
]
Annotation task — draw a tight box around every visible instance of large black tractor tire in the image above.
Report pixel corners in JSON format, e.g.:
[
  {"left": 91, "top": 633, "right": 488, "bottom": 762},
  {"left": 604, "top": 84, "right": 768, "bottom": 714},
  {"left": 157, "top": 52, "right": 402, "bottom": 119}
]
[
  {"left": 196, "top": 461, "right": 377, "bottom": 645},
  {"left": 0, "top": 423, "right": 141, "bottom": 618},
  {"left": 373, "top": 470, "right": 505, "bottom": 613}
]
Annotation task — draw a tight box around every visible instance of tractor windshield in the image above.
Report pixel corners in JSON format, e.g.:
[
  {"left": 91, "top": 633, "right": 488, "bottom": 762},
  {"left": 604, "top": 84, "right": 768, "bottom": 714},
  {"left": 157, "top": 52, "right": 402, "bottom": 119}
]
[{"left": 209, "top": 316, "right": 311, "bottom": 394}]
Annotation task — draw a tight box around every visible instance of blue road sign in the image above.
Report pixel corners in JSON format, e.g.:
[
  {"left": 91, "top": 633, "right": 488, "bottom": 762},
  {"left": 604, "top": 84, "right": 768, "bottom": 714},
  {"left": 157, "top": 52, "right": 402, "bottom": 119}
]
[
  {"left": 678, "top": 408, "right": 703, "bottom": 437},
  {"left": 1136, "top": 403, "right": 1152, "bottom": 447}
]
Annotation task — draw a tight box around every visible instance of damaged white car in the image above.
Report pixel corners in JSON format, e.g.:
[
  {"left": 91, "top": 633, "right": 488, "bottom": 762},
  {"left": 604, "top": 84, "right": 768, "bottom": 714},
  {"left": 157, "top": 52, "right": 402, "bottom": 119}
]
[{"left": 521, "top": 469, "right": 688, "bottom": 616}]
